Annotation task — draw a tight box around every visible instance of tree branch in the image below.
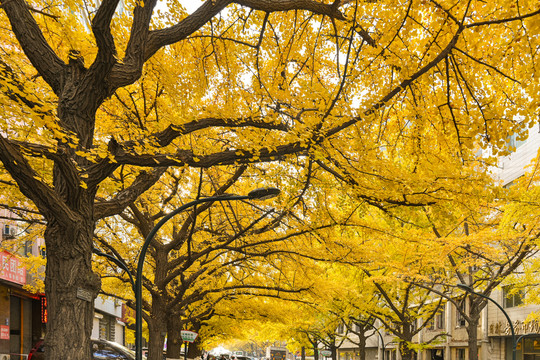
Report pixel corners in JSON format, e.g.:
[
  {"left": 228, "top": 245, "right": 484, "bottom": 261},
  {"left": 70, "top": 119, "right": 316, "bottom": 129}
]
[
  {"left": 0, "top": 0, "right": 65, "bottom": 94},
  {"left": 88, "top": 0, "right": 120, "bottom": 81},
  {"left": 0, "top": 135, "right": 78, "bottom": 226},
  {"left": 93, "top": 167, "right": 167, "bottom": 220}
]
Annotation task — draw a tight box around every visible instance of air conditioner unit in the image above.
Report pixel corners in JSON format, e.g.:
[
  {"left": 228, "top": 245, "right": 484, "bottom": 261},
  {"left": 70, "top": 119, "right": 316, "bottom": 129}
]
[
  {"left": 0, "top": 353, "right": 10, "bottom": 360},
  {"left": 3, "top": 226, "right": 15, "bottom": 239}
]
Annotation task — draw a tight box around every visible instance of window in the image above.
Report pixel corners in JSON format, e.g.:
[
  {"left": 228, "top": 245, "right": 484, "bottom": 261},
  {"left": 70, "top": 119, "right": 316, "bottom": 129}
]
[
  {"left": 506, "top": 133, "right": 527, "bottom": 152},
  {"left": 336, "top": 323, "right": 345, "bottom": 334},
  {"left": 456, "top": 299, "right": 467, "bottom": 327},
  {"left": 98, "top": 314, "right": 116, "bottom": 341},
  {"left": 3, "top": 224, "right": 14, "bottom": 239},
  {"left": 456, "top": 348, "right": 466, "bottom": 360},
  {"left": 428, "top": 311, "right": 445, "bottom": 330},
  {"left": 430, "top": 349, "right": 444, "bottom": 360},
  {"left": 503, "top": 285, "right": 524, "bottom": 308},
  {"left": 435, "top": 311, "right": 445, "bottom": 330},
  {"left": 24, "top": 240, "right": 33, "bottom": 256},
  {"left": 411, "top": 319, "right": 417, "bottom": 332},
  {"left": 385, "top": 350, "right": 397, "bottom": 360},
  {"left": 456, "top": 301, "right": 466, "bottom": 327}
]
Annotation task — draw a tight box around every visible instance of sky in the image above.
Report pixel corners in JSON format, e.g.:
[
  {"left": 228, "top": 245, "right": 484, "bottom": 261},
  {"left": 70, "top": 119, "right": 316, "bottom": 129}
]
[{"left": 178, "top": 0, "right": 203, "bottom": 14}]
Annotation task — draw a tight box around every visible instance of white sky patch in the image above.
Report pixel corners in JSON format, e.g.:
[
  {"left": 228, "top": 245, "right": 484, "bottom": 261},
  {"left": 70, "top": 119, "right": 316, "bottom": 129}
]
[
  {"left": 157, "top": 0, "right": 202, "bottom": 14},
  {"left": 180, "top": 0, "right": 203, "bottom": 14}
]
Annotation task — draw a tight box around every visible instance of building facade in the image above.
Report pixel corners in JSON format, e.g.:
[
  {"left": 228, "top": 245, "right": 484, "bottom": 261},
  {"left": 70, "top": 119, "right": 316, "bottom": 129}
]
[{"left": 0, "top": 211, "right": 45, "bottom": 360}]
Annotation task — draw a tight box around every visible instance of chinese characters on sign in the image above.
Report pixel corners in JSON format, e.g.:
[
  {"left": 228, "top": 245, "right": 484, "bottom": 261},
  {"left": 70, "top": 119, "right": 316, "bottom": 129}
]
[
  {"left": 180, "top": 330, "right": 198, "bottom": 343},
  {"left": 0, "top": 325, "right": 9, "bottom": 340},
  {"left": 489, "top": 319, "right": 540, "bottom": 336},
  {"left": 0, "top": 250, "right": 26, "bottom": 285},
  {"left": 41, "top": 297, "right": 48, "bottom": 323}
]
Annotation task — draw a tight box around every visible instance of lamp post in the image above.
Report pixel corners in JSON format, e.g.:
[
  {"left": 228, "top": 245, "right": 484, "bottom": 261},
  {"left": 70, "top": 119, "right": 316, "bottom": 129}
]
[
  {"left": 457, "top": 284, "right": 516, "bottom": 360},
  {"left": 92, "top": 248, "right": 135, "bottom": 291},
  {"left": 364, "top": 323, "right": 385, "bottom": 360},
  {"left": 135, "top": 188, "right": 280, "bottom": 360}
]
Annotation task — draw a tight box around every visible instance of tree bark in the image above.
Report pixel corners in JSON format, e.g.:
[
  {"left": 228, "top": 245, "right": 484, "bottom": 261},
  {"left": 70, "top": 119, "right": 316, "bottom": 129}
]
[
  {"left": 357, "top": 333, "right": 366, "bottom": 360},
  {"left": 397, "top": 326, "right": 415, "bottom": 360},
  {"left": 466, "top": 308, "right": 481, "bottom": 360},
  {"left": 330, "top": 344, "right": 337, "bottom": 360},
  {"left": 187, "top": 337, "right": 203, "bottom": 359},
  {"left": 147, "top": 298, "right": 167, "bottom": 360},
  {"left": 399, "top": 342, "right": 415, "bottom": 360},
  {"left": 147, "top": 249, "right": 169, "bottom": 360},
  {"left": 312, "top": 340, "right": 319, "bottom": 360},
  {"left": 167, "top": 316, "right": 183, "bottom": 359},
  {"left": 43, "top": 219, "right": 101, "bottom": 359}
]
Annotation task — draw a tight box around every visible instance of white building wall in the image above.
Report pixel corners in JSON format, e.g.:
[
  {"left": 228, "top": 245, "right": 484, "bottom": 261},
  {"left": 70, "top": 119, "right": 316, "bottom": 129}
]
[
  {"left": 494, "top": 125, "right": 540, "bottom": 185},
  {"left": 92, "top": 297, "right": 125, "bottom": 345},
  {"left": 114, "top": 322, "right": 125, "bottom": 344},
  {"left": 476, "top": 125, "right": 540, "bottom": 360}
]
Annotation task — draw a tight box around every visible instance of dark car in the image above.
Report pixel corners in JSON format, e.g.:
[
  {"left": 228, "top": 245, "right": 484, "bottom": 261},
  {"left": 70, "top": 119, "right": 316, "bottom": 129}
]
[
  {"left": 234, "top": 356, "right": 252, "bottom": 360},
  {"left": 28, "top": 338, "right": 143, "bottom": 360}
]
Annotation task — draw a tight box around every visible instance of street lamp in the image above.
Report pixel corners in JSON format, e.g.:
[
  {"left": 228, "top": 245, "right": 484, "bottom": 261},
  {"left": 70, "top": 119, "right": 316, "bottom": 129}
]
[
  {"left": 135, "top": 187, "right": 280, "bottom": 360},
  {"left": 92, "top": 248, "right": 135, "bottom": 291},
  {"left": 364, "top": 323, "right": 385, "bottom": 360},
  {"left": 456, "top": 284, "right": 516, "bottom": 360}
]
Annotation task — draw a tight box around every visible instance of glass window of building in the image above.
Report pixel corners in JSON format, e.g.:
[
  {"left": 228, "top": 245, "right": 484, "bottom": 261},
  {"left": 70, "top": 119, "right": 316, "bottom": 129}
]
[
  {"left": 435, "top": 311, "right": 444, "bottom": 329},
  {"left": 503, "top": 285, "right": 524, "bottom": 308},
  {"left": 456, "top": 301, "right": 466, "bottom": 327}
]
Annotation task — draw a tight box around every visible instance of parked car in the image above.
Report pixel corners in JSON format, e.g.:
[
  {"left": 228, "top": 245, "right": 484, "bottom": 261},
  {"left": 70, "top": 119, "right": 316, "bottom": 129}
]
[
  {"left": 28, "top": 338, "right": 144, "bottom": 360},
  {"left": 234, "top": 356, "right": 253, "bottom": 360}
]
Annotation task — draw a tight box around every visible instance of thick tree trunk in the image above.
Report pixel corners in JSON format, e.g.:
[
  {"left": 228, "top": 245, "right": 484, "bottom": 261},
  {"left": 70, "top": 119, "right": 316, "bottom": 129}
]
[
  {"left": 466, "top": 316, "right": 480, "bottom": 360},
  {"left": 40, "top": 80, "right": 104, "bottom": 360},
  {"left": 147, "top": 302, "right": 167, "bottom": 360},
  {"left": 312, "top": 341, "right": 319, "bottom": 360},
  {"left": 357, "top": 334, "right": 367, "bottom": 360},
  {"left": 398, "top": 342, "right": 415, "bottom": 360},
  {"left": 330, "top": 344, "right": 337, "bottom": 360},
  {"left": 43, "top": 220, "right": 101, "bottom": 360},
  {"left": 397, "top": 327, "right": 416, "bottom": 360},
  {"left": 167, "top": 317, "right": 183, "bottom": 359},
  {"left": 187, "top": 338, "right": 203, "bottom": 359},
  {"left": 147, "top": 249, "right": 169, "bottom": 360}
]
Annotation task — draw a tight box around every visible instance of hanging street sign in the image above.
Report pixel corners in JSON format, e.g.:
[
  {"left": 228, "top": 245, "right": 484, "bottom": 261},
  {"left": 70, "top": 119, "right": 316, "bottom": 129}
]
[
  {"left": 319, "top": 350, "right": 332, "bottom": 357},
  {"left": 180, "top": 330, "right": 199, "bottom": 343}
]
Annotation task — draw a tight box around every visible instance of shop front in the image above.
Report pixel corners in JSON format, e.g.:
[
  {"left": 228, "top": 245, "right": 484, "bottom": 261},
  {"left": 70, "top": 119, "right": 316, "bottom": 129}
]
[
  {"left": 0, "top": 250, "right": 44, "bottom": 360},
  {"left": 503, "top": 336, "right": 540, "bottom": 360},
  {"left": 490, "top": 318, "right": 540, "bottom": 360}
]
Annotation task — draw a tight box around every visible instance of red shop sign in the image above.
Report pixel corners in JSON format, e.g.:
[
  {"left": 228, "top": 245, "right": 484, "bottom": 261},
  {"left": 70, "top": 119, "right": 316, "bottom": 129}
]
[
  {"left": 0, "top": 250, "right": 26, "bottom": 285},
  {"left": 0, "top": 325, "right": 9, "bottom": 340}
]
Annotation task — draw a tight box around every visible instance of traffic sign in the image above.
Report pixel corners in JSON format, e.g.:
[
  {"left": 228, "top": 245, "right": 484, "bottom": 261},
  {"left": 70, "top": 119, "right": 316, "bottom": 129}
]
[
  {"left": 180, "top": 330, "right": 198, "bottom": 343},
  {"left": 319, "top": 350, "right": 331, "bottom": 357}
]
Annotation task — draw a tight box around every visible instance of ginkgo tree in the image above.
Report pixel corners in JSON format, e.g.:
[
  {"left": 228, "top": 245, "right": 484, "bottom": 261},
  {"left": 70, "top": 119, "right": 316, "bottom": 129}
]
[
  {"left": 0, "top": 0, "right": 538, "bottom": 359},
  {"left": 94, "top": 164, "right": 331, "bottom": 360}
]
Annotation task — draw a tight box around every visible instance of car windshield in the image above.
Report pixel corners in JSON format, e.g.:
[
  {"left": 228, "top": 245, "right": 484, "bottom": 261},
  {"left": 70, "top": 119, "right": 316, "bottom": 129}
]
[{"left": 94, "top": 339, "right": 146, "bottom": 360}]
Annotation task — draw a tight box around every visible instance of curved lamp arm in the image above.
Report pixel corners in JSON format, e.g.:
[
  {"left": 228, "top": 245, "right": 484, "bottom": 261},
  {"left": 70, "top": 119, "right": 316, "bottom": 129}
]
[
  {"left": 135, "top": 188, "right": 280, "bottom": 360},
  {"left": 457, "top": 284, "right": 516, "bottom": 360}
]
